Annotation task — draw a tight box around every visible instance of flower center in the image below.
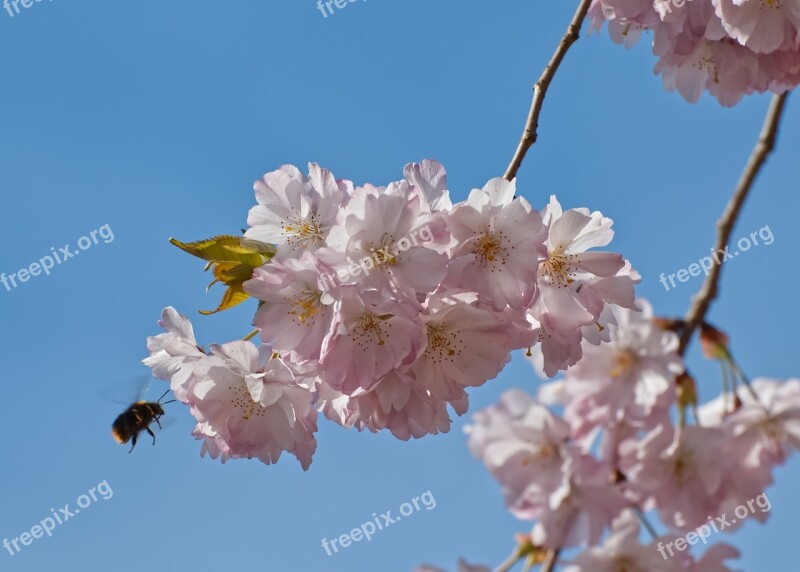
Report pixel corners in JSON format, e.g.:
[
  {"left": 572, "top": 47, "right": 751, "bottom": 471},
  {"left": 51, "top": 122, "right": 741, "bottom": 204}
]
[
  {"left": 693, "top": 43, "right": 720, "bottom": 84},
  {"left": 473, "top": 230, "right": 508, "bottom": 266},
  {"left": 288, "top": 291, "right": 321, "bottom": 326},
  {"left": 540, "top": 252, "right": 577, "bottom": 287},
  {"left": 426, "top": 324, "right": 460, "bottom": 362},
  {"left": 283, "top": 213, "right": 323, "bottom": 248},
  {"left": 672, "top": 451, "right": 693, "bottom": 487},
  {"left": 611, "top": 349, "right": 639, "bottom": 378},
  {"left": 521, "top": 442, "right": 557, "bottom": 466},
  {"left": 229, "top": 383, "right": 265, "bottom": 421},
  {"left": 428, "top": 326, "right": 456, "bottom": 356},
  {"left": 369, "top": 236, "right": 398, "bottom": 268},
  {"left": 354, "top": 313, "right": 387, "bottom": 348},
  {"left": 614, "top": 557, "right": 637, "bottom": 572}
]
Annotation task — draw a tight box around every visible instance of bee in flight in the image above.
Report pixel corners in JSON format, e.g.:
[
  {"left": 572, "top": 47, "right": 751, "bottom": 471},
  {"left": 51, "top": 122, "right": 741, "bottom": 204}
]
[{"left": 112, "top": 389, "right": 175, "bottom": 453}]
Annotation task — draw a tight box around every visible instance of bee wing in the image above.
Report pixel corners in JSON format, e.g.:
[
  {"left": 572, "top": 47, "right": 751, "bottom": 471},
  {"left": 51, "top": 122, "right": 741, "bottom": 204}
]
[
  {"left": 139, "top": 376, "right": 154, "bottom": 401},
  {"left": 97, "top": 373, "right": 153, "bottom": 406},
  {"left": 155, "top": 415, "right": 178, "bottom": 430}
]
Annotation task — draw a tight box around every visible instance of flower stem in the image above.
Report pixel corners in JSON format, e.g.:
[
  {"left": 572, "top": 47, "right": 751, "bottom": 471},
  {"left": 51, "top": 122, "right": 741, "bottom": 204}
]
[
  {"left": 494, "top": 550, "right": 523, "bottom": 572},
  {"left": 541, "top": 548, "right": 561, "bottom": 572}
]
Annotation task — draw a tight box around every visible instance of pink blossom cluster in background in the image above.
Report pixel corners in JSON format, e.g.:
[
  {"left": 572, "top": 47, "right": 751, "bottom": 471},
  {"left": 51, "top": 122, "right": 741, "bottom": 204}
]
[
  {"left": 452, "top": 300, "right": 800, "bottom": 570},
  {"left": 589, "top": 0, "right": 800, "bottom": 105},
  {"left": 141, "top": 160, "right": 638, "bottom": 470}
]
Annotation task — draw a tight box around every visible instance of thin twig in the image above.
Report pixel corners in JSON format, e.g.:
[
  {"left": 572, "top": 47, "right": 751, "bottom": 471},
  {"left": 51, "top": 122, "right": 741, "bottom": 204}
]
[
  {"left": 679, "top": 92, "right": 789, "bottom": 355},
  {"left": 633, "top": 506, "right": 658, "bottom": 540},
  {"left": 732, "top": 362, "right": 760, "bottom": 402},
  {"left": 504, "top": 0, "right": 593, "bottom": 181},
  {"left": 541, "top": 548, "right": 561, "bottom": 572},
  {"left": 494, "top": 551, "right": 522, "bottom": 572}
]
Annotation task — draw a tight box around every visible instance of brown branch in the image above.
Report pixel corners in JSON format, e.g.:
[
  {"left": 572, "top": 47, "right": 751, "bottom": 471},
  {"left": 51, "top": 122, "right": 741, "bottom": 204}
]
[
  {"left": 504, "top": 0, "right": 593, "bottom": 181},
  {"left": 679, "top": 92, "right": 790, "bottom": 355},
  {"left": 541, "top": 548, "right": 560, "bottom": 572}
]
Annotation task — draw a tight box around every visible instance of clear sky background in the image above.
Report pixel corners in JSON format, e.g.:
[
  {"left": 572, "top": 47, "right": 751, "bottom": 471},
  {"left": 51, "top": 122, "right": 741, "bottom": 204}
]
[{"left": 0, "top": 2, "right": 797, "bottom": 571}]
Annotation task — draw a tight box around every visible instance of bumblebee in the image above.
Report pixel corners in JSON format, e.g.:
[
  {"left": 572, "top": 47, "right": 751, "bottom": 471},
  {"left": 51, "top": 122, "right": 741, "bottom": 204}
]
[{"left": 112, "top": 390, "right": 175, "bottom": 452}]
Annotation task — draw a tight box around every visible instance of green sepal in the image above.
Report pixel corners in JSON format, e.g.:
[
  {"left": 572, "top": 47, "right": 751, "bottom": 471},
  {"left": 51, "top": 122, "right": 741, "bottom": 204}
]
[{"left": 170, "top": 235, "right": 276, "bottom": 315}]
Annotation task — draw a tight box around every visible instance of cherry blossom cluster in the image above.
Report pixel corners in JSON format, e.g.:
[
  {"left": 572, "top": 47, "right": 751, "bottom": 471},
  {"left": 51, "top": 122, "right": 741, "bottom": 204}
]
[
  {"left": 455, "top": 300, "right": 800, "bottom": 570},
  {"left": 589, "top": 0, "right": 800, "bottom": 105},
  {"left": 141, "top": 160, "right": 638, "bottom": 470}
]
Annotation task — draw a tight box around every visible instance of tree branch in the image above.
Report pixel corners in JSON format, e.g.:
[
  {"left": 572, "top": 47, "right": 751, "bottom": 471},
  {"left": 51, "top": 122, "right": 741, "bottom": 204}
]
[
  {"left": 679, "top": 92, "right": 790, "bottom": 355},
  {"left": 504, "top": 0, "right": 593, "bottom": 181},
  {"left": 541, "top": 548, "right": 560, "bottom": 572}
]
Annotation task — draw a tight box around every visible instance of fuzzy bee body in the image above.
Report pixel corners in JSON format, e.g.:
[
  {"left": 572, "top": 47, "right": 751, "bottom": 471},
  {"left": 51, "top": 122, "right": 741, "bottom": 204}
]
[{"left": 111, "top": 390, "right": 173, "bottom": 453}]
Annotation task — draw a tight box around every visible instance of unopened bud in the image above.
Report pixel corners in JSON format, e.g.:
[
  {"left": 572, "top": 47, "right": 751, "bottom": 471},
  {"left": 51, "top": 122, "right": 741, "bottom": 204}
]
[
  {"left": 700, "top": 323, "right": 731, "bottom": 360},
  {"left": 511, "top": 534, "right": 546, "bottom": 565},
  {"left": 653, "top": 317, "right": 685, "bottom": 332},
  {"left": 610, "top": 468, "right": 626, "bottom": 485}
]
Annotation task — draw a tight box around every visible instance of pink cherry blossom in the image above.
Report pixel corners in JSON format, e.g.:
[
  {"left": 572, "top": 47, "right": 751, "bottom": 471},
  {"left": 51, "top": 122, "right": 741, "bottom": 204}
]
[
  {"left": 465, "top": 389, "right": 576, "bottom": 520},
  {"left": 526, "top": 314, "right": 585, "bottom": 378},
  {"left": 524, "top": 197, "right": 638, "bottom": 376},
  {"left": 318, "top": 370, "right": 459, "bottom": 440},
  {"left": 620, "top": 424, "right": 729, "bottom": 530},
  {"left": 320, "top": 182, "right": 449, "bottom": 296},
  {"left": 559, "top": 300, "right": 682, "bottom": 434},
  {"left": 531, "top": 454, "right": 626, "bottom": 549},
  {"left": 244, "top": 251, "right": 334, "bottom": 362},
  {"left": 713, "top": 0, "right": 800, "bottom": 54},
  {"left": 403, "top": 159, "right": 453, "bottom": 214},
  {"left": 245, "top": 163, "right": 352, "bottom": 255},
  {"left": 588, "top": 0, "right": 658, "bottom": 48},
  {"left": 699, "top": 378, "right": 800, "bottom": 466},
  {"left": 591, "top": 0, "right": 800, "bottom": 104},
  {"left": 319, "top": 287, "right": 425, "bottom": 394},
  {"left": 534, "top": 195, "right": 635, "bottom": 337},
  {"left": 190, "top": 341, "right": 318, "bottom": 470},
  {"left": 413, "top": 292, "right": 514, "bottom": 403},
  {"left": 142, "top": 306, "right": 207, "bottom": 403},
  {"left": 563, "top": 510, "right": 674, "bottom": 572},
  {"left": 445, "top": 177, "right": 546, "bottom": 310}
]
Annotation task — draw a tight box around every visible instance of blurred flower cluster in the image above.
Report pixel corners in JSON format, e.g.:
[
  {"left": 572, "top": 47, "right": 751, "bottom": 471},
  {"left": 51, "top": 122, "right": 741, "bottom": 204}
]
[
  {"left": 589, "top": 0, "right": 800, "bottom": 105},
  {"left": 449, "top": 303, "right": 799, "bottom": 571}
]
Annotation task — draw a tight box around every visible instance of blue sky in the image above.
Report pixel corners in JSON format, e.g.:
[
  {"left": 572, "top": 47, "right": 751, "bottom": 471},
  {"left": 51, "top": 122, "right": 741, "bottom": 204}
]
[{"left": 0, "top": 2, "right": 797, "bottom": 571}]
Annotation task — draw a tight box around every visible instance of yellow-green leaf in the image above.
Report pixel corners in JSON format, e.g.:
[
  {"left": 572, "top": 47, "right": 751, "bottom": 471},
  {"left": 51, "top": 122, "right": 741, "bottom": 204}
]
[
  {"left": 207, "top": 261, "right": 258, "bottom": 290},
  {"left": 169, "top": 235, "right": 275, "bottom": 267},
  {"left": 199, "top": 284, "right": 250, "bottom": 315},
  {"left": 170, "top": 235, "right": 276, "bottom": 315}
]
